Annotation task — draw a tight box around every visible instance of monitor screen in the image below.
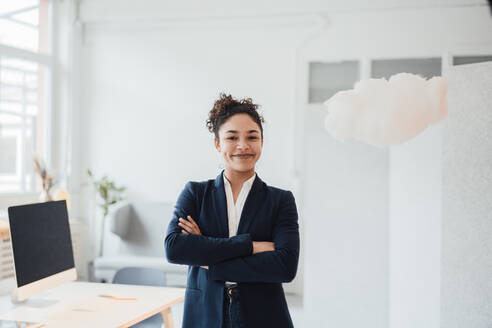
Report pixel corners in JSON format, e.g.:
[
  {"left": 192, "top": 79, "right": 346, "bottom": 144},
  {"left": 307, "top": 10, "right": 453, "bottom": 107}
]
[{"left": 8, "top": 201, "right": 75, "bottom": 288}]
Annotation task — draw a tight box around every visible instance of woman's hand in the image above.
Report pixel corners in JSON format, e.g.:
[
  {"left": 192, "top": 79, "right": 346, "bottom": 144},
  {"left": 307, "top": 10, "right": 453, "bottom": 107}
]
[
  {"left": 179, "top": 217, "right": 207, "bottom": 269},
  {"left": 179, "top": 216, "right": 202, "bottom": 235},
  {"left": 252, "top": 241, "right": 275, "bottom": 254}
]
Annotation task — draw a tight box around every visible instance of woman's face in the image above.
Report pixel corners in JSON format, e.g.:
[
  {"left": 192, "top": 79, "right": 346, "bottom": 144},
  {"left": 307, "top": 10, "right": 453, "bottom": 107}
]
[{"left": 215, "top": 113, "right": 263, "bottom": 175}]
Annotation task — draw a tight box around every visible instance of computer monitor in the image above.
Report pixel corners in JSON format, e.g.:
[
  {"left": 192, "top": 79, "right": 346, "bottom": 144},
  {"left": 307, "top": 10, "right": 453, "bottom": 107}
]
[{"left": 8, "top": 200, "right": 77, "bottom": 302}]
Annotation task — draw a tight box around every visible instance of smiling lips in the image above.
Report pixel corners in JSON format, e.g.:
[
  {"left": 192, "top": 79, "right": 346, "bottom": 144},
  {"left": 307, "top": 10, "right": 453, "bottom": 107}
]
[{"left": 233, "top": 154, "right": 254, "bottom": 159}]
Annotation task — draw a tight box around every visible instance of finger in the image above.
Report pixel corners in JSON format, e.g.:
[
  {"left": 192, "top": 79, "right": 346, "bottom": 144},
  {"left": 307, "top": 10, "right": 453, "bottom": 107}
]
[
  {"left": 181, "top": 217, "right": 193, "bottom": 226},
  {"left": 179, "top": 219, "right": 194, "bottom": 230},
  {"left": 187, "top": 216, "right": 201, "bottom": 232},
  {"left": 188, "top": 223, "right": 199, "bottom": 233},
  {"left": 187, "top": 216, "right": 200, "bottom": 230},
  {"left": 184, "top": 225, "right": 195, "bottom": 233},
  {"left": 187, "top": 215, "right": 197, "bottom": 225},
  {"left": 179, "top": 222, "right": 193, "bottom": 233},
  {"left": 181, "top": 229, "right": 188, "bottom": 234}
]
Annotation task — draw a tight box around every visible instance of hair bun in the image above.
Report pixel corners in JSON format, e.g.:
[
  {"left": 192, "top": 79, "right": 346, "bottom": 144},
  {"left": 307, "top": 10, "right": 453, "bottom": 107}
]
[{"left": 206, "top": 93, "right": 264, "bottom": 138}]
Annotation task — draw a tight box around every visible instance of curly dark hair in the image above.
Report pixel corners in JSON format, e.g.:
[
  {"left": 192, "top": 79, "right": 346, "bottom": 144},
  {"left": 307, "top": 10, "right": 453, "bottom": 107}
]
[{"left": 206, "top": 93, "right": 264, "bottom": 139}]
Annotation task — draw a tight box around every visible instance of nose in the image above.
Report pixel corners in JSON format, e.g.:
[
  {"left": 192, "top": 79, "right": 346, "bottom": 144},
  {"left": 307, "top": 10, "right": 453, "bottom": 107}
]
[{"left": 236, "top": 138, "right": 250, "bottom": 150}]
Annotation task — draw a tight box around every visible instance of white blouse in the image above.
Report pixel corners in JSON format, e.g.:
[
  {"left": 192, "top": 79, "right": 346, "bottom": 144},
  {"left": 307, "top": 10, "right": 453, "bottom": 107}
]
[
  {"left": 223, "top": 172, "right": 256, "bottom": 286},
  {"left": 223, "top": 172, "right": 256, "bottom": 238}
]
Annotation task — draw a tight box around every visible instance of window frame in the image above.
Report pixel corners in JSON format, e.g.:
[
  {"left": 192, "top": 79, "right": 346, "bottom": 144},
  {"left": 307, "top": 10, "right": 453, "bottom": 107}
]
[
  {"left": 306, "top": 53, "right": 492, "bottom": 106},
  {"left": 0, "top": 1, "right": 53, "bottom": 198}
]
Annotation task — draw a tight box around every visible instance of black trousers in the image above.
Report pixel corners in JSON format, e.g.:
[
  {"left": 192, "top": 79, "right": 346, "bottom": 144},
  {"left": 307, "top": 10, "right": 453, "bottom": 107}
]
[{"left": 222, "top": 284, "right": 246, "bottom": 328}]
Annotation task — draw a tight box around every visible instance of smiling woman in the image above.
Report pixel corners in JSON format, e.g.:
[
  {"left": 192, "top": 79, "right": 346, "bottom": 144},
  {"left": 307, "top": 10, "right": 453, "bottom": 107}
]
[
  {"left": 164, "top": 94, "right": 300, "bottom": 328},
  {"left": 207, "top": 94, "right": 264, "bottom": 187}
]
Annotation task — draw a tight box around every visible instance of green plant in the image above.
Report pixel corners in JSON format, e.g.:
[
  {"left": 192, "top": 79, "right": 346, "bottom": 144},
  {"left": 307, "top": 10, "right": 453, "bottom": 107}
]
[
  {"left": 88, "top": 169, "right": 126, "bottom": 257},
  {"left": 87, "top": 169, "right": 126, "bottom": 217}
]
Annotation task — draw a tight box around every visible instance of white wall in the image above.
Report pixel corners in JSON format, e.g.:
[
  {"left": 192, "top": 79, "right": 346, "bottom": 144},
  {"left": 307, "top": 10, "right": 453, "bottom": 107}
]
[
  {"left": 441, "top": 62, "right": 492, "bottom": 328},
  {"left": 78, "top": 27, "right": 304, "bottom": 200},
  {"left": 389, "top": 126, "right": 442, "bottom": 328},
  {"left": 301, "top": 108, "right": 389, "bottom": 327}
]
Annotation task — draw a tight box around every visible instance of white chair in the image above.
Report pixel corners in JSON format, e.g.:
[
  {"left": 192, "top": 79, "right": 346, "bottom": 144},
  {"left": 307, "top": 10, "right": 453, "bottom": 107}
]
[{"left": 93, "top": 202, "right": 187, "bottom": 286}]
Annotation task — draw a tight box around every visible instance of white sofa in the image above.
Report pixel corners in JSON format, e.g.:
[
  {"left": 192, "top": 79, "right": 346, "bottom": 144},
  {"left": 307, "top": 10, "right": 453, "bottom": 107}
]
[{"left": 92, "top": 201, "right": 187, "bottom": 287}]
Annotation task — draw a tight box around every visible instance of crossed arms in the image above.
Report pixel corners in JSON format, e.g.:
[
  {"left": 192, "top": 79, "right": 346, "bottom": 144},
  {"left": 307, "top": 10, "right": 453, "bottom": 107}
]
[{"left": 164, "top": 182, "right": 300, "bottom": 283}]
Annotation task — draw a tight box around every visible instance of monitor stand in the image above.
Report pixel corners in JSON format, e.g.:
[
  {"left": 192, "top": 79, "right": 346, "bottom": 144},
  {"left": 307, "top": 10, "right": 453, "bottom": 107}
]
[
  {"left": 10, "top": 268, "right": 77, "bottom": 303},
  {"left": 11, "top": 288, "right": 60, "bottom": 307}
]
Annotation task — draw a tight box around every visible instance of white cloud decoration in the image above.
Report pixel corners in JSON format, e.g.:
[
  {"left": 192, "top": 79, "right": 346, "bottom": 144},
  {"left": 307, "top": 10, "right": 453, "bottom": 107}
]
[{"left": 323, "top": 73, "right": 448, "bottom": 147}]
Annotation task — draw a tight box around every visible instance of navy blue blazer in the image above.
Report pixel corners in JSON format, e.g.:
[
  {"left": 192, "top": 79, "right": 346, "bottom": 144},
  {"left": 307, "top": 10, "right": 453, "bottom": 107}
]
[{"left": 165, "top": 172, "right": 299, "bottom": 328}]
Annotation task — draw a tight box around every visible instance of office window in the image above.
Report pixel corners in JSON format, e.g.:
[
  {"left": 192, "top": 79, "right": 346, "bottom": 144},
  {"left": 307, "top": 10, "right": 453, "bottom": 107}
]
[
  {"left": 371, "top": 58, "right": 441, "bottom": 79},
  {"left": 0, "top": 1, "right": 50, "bottom": 54},
  {"left": 0, "top": 57, "right": 48, "bottom": 193},
  {"left": 0, "top": 1, "right": 51, "bottom": 194},
  {"left": 308, "top": 61, "right": 360, "bottom": 104},
  {"left": 453, "top": 56, "right": 492, "bottom": 66}
]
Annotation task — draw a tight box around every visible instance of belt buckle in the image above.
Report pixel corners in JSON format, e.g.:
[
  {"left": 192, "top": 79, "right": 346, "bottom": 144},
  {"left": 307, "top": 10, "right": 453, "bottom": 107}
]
[{"left": 225, "top": 283, "right": 238, "bottom": 296}]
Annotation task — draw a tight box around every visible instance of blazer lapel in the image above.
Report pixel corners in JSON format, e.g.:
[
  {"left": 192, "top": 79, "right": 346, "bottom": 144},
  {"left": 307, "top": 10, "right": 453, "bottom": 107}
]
[
  {"left": 212, "top": 171, "right": 229, "bottom": 237},
  {"left": 237, "top": 174, "right": 266, "bottom": 234}
]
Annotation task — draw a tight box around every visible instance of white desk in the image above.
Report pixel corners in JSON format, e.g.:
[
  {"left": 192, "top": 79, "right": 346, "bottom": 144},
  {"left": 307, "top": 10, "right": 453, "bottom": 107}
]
[{"left": 0, "top": 282, "right": 185, "bottom": 328}]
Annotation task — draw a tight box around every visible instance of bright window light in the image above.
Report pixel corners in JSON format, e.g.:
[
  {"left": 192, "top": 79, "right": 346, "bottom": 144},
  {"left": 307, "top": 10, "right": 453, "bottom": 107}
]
[{"left": 0, "top": 0, "right": 51, "bottom": 194}]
